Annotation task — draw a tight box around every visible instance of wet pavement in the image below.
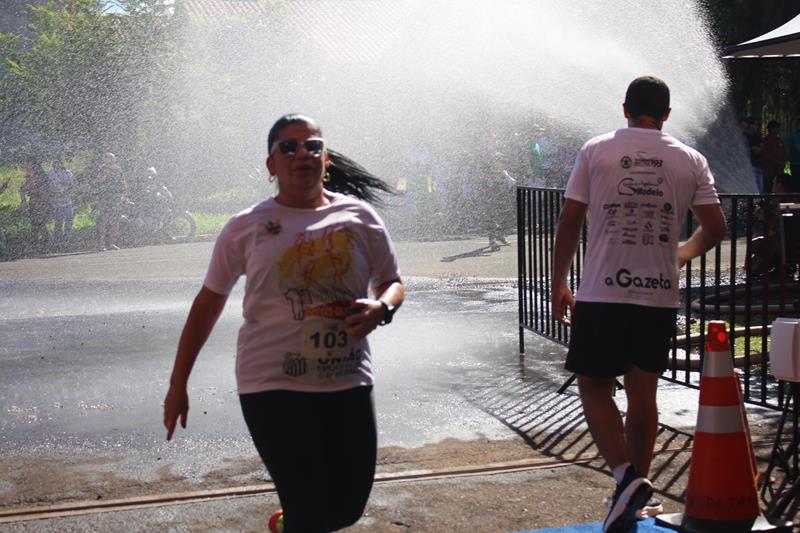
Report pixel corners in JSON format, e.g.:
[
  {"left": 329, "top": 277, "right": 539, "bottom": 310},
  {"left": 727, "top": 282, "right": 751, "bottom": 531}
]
[
  {"left": 0, "top": 236, "right": 786, "bottom": 531},
  {"left": 0, "top": 238, "right": 529, "bottom": 451}
]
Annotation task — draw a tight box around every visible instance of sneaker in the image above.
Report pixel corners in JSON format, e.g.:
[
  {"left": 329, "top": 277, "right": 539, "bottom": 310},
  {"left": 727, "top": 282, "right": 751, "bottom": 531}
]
[
  {"left": 603, "top": 466, "right": 653, "bottom": 532},
  {"left": 268, "top": 509, "right": 284, "bottom": 533},
  {"left": 602, "top": 495, "right": 663, "bottom": 520}
]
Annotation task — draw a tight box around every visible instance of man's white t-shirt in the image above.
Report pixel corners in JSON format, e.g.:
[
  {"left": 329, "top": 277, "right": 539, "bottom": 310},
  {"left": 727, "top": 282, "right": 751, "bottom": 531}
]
[
  {"left": 204, "top": 192, "right": 400, "bottom": 394},
  {"left": 565, "top": 127, "right": 720, "bottom": 309}
]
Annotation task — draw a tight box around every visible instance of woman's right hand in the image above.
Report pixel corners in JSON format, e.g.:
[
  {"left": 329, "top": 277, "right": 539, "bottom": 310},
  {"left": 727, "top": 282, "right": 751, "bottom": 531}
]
[{"left": 164, "top": 384, "right": 189, "bottom": 441}]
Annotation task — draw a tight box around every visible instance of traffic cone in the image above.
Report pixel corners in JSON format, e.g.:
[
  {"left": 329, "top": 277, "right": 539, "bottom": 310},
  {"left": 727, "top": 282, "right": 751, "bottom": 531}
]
[{"left": 657, "top": 321, "right": 790, "bottom": 532}]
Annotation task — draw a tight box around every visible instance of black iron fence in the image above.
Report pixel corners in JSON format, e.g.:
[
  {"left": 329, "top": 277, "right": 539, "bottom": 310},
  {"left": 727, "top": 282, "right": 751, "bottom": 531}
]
[{"left": 517, "top": 186, "right": 800, "bottom": 410}]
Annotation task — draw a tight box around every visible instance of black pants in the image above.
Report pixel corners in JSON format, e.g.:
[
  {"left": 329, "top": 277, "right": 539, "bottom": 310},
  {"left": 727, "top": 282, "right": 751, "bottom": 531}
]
[{"left": 240, "top": 386, "right": 377, "bottom": 533}]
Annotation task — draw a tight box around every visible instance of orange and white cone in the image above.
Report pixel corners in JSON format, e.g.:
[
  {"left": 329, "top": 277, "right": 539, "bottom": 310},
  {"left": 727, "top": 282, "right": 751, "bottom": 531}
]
[
  {"left": 683, "top": 321, "right": 759, "bottom": 523},
  {"left": 656, "top": 321, "right": 787, "bottom": 532}
]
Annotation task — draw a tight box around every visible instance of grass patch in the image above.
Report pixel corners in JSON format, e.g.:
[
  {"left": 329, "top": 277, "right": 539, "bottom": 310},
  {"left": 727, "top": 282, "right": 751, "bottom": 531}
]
[
  {"left": 191, "top": 186, "right": 266, "bottom": 214},
  {"left": 681, "top": 318, "right": 770, "bottom": 357},
  {"left": 193, "top": 212, "right": 230, "bottom": 235},
  {"left": 0, "top": 166, "right": 24, "bottom": 208}
]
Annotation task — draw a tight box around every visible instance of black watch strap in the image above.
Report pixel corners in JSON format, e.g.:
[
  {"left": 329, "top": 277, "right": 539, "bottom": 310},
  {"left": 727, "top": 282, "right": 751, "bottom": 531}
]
[{"left": 379, "top": 300, "right": 396, "bottom": 325}]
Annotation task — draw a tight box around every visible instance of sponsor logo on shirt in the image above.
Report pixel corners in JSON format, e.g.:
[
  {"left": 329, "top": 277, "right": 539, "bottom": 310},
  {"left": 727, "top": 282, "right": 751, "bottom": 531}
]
[
  {"left": 283, "top": 352, "right": 308, "bottom": 377},
  {"left": 604, "top": 268, "right": 672, "bottom": 290},
  {"left": 617, "top": 177, "right": 664, "bottom": 197},
  {"left": 621, "top": 155, "right": 664, "bottom": 168}
]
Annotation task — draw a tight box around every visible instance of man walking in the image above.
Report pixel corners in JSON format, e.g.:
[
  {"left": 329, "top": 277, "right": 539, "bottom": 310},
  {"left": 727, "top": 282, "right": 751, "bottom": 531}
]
[{"left": 551, "top": 76, "right": 726, "bottom": 533}]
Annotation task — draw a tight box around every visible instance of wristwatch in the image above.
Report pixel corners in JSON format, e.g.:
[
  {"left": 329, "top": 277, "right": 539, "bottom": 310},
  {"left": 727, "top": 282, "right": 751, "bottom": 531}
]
[{"left": 379, "top": 300, "right": 397, "bottom": 325}]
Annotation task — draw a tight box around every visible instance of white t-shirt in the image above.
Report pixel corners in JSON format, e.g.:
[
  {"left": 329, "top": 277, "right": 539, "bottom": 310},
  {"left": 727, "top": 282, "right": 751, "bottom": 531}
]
[
  {"left": 47, "top": 169, "right": 76, "bottom": 207},
  {"left": 204, "top": 192, "right": 400, "bottom": 394},
  {"left": 565, "top": 127, "right": 720, "bottom": 308}
]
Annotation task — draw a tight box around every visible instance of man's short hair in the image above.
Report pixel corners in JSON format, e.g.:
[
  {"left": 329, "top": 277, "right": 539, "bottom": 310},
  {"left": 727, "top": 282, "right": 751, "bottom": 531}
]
[{"left": 625, "top": 76, "right": 670, "bottom": 120}]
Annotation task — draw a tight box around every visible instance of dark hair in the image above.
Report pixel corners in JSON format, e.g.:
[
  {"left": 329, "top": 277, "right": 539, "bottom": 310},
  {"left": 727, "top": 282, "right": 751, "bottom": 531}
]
[
  {"left": 326, "top": 149, "right": 395, "bottom": 204},
  {"left": 625, "top": 76, "right": 670, "bottom": 120},
  {"left": 27, "top": 159, "right": 45, "bottom": 175},
  {"left": 267, "top": 113, "right": 320, "bottom": 155},
  {"left": 267, "top": 113, "right": 395, "bottom": 204}
]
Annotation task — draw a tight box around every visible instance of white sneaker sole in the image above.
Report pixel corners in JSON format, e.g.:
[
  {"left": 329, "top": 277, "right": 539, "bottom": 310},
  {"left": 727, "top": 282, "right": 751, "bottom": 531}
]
[
  {"left": 603, "top": 493, "right": 663, "bottom": 520},
  {"left": 603, "top": 478, "right": 653, "bottom": 532}
]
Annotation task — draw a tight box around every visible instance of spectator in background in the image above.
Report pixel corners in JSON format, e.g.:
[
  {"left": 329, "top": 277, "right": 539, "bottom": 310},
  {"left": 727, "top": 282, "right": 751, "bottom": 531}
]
[
  {"left": 47, "top": 159, "right": 77, "bottom": 248},
  {"left": 479, "top": 152, "right": 514, "bottom": 250},
  {"left": 762, "top": 120, "right": 787, "bottom": 195},
  {"left": 20, "top": 159, "right": 52, "bottom": 250},
  {"left": 790, "top": 118, "right": 800, "bottom": 183},
  {"left": 740, "top": 117, "right": 764, "bottom": 192},
  {"left": 94, "top": 152, "right": 126, "bottom": 251}
]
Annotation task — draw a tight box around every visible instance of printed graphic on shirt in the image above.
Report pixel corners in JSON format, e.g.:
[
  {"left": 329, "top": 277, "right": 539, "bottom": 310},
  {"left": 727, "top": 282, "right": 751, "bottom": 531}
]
[
  {"left": 257, "top": 219, "right": 283, "bottom": 236},
  {"left": 608, "top": 155, "right": 672, "bottom": 249},
  {"left": 593, "top": 153, "right": 675, "bottom": 299},
  {"left": 659, "top": 202, "right": 674, "bottom": 247},
  {"left": 603, "top": 268, "right": 672, "bottom": 291},
  {"left": 278, "top": 224, "right": 355, "bottom": 294},
  {"left": 283, "top": 352, "right": 307, "bottom": 377},
  {"left": 276, "top": 223, "right": 364, "bottom": 381}
]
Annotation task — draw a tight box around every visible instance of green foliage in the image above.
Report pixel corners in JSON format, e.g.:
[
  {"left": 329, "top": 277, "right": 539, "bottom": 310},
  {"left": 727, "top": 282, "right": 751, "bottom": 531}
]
[
  {"left": 191, "top": 185, "right": 270, "bottom": 214},
  {"left": 701, "top": 0, "right": 800, "bottom": 132},
  {"left": 192, "top": 211, "right": 231, "bottom": 235},
  {"left": 0, "top": 165, "right": 23, "bottom": 208},
  {"left": 0, "top": 0, "right": 183, "bottom": 167}
]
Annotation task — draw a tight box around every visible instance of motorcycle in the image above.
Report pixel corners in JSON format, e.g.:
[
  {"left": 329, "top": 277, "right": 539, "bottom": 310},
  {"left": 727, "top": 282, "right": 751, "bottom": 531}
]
[{"left": 119, "top": 169, "right": 197, "bottom": 246}]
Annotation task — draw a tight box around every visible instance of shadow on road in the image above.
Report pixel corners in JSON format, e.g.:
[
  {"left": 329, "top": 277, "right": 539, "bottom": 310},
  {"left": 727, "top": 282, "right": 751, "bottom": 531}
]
[
  {"left": 440, "top": 242, "right": 510, "bottom": 263},
  {"left": 463, "top": 363, "right": 697, "bottom": 508}
]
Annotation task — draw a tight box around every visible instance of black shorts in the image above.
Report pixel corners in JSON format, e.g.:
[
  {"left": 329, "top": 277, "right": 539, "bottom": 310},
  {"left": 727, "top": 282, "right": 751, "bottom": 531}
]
[{"left": 565, "top": 301, "right": 677, "bottom": 378}]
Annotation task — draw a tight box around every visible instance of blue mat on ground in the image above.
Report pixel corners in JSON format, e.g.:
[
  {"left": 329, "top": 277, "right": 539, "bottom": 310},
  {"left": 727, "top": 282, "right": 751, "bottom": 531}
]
[{"left": 515, "top": 518, "right": 673, "bottom": 532}]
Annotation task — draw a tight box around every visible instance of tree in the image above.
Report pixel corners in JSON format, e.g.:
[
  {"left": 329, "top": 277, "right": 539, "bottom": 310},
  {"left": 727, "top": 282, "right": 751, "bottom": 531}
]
[
  {"left": 703, "top": 0, "right": 800, "bottom": 131},
  {"left": 0, "top": 0, "right": 183, "bottom": 172}
]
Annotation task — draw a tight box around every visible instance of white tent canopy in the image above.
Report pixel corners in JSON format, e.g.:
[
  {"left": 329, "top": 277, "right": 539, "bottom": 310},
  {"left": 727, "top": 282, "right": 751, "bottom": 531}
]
[{"left": 722, "top": 12, "right": 800, "bottom": 58}]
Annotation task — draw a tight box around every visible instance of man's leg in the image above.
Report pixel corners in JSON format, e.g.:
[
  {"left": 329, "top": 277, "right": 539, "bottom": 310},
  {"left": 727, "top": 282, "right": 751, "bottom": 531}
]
[
  {"left": 97, "top": 212, "right": 108, "bottom": 248},
  {"left": 623, "top": 367, "right": 660, "bottom": 477},
  {"left": 577, "top": 374, "right": 629, "bottom": 469},
  {"left": 753, "top": 167, "right": 763, "bottom": 193}
]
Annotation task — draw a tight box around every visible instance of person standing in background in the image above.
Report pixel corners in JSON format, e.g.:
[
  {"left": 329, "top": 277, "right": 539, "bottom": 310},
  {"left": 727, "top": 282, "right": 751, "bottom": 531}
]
[
  {"left": 740, "top": 117, "right": 764, "bottom": 192},
  {"left": 789, "top": 119, "right": 800, "bottom": 183},
  {"left": 20, "top": 159, "right": 52, "bottom": 250},
  {"left": 47, "top": 159, "right": 77, "bottom": 248},
  {"left": 94, "top": 152, "right": 126, "bottom": 251},
  {"left": 762, "top": 120, "right": 787, "bottom": 195}
]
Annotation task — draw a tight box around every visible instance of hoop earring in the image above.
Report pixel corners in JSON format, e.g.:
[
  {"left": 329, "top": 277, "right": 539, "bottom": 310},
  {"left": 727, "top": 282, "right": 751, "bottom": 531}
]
[
  {"left": 268, "top": 175, "right": 276, "bottom": 183},
  {"left": 323, "top": 172, "right": 330, "bottom": 183}
]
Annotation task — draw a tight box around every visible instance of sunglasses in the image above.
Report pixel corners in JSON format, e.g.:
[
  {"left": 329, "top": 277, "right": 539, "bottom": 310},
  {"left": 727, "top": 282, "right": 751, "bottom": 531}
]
[{"left": 272, "top": 138, "right": 325, "bottom": 156}]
